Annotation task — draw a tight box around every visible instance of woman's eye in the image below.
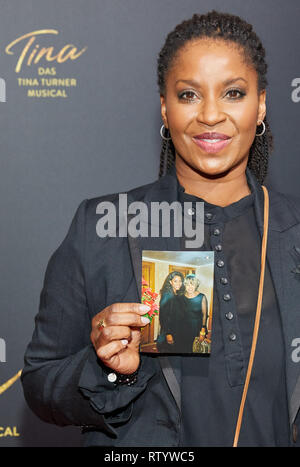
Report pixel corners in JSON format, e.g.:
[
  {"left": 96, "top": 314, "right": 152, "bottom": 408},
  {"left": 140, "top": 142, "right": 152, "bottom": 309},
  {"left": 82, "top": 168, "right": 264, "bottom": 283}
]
[
  {"left": 179, "top": 90, "right": 198, "bottom": 101},
  {"left": 226, "top": 89, "right": 245, "bottom": 99}
]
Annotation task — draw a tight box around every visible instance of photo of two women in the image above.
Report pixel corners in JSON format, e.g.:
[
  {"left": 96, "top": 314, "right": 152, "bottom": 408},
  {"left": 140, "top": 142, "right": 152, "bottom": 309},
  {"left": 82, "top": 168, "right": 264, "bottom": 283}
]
[{"left": 141, "top": 251, "right": 214, "bottom": 354}]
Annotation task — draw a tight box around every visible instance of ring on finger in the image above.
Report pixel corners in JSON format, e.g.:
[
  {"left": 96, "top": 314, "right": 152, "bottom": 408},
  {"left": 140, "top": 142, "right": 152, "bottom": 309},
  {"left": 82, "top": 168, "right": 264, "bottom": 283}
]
[{"left": 97, "top": 318, "right": 106, "bottom": 330}]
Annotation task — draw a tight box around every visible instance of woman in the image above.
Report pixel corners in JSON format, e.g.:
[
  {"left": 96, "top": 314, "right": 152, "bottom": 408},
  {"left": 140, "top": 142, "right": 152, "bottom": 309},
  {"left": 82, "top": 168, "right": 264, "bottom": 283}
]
[
  {"left": 156, "top": 271, "right": 185, "bottom": 352},
  {"left": 21, "top": 11, "right": 300, "bottom": 447},
  {"left": 178, "top": 274, "right": 208, "bottom": 353}
]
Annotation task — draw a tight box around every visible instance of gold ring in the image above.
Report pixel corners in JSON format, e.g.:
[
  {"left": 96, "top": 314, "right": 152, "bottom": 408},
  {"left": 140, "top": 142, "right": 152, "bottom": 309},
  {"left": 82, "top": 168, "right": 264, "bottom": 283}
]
[{"left": 97, "top": 318, "right": 106, "bottom": 330}]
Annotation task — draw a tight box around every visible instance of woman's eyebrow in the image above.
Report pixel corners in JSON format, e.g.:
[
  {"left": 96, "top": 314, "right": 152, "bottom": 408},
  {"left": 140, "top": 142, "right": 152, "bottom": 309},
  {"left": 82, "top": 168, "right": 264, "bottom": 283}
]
[
  {"left": 223, "top": 77, "right": 248, "bottom": 85},
  {"left": 175, "top": 77, "right": 248, "bottom": 86}
]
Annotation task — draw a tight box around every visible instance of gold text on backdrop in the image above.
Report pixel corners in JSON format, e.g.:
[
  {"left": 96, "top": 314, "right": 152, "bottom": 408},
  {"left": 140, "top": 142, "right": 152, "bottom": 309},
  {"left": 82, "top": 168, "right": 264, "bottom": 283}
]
[
  {"left": 0, "top": 370, "right": 22, "bottom": 395},
  {"left": 5, "top": 30, "right": 87, "bottom": 73}
]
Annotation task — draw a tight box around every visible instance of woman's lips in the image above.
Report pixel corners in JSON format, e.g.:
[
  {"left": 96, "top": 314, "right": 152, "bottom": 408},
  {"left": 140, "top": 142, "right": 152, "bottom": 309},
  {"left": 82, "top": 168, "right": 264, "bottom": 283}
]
[{"left": 192, "top": 136, "right": 232, "bottom": 154}]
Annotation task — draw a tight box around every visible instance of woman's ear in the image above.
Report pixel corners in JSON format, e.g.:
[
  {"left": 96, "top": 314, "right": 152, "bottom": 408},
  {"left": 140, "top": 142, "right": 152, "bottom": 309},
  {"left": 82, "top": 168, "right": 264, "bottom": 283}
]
[
  {"left": 160, "top": 94, "right": 169, "bottom": 129},
  {"left": 258, "top": 89, "right": 266, "bottom": 123}
]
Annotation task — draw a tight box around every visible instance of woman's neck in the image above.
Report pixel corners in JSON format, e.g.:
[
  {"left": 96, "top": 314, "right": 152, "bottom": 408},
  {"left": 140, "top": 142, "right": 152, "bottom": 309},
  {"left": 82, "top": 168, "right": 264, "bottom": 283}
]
[
  {"left": 185, "top": 292, "right": 199, "bottom": 298},
  {"left": 176, "top": 159, "right": 251, "bottom": 207}
]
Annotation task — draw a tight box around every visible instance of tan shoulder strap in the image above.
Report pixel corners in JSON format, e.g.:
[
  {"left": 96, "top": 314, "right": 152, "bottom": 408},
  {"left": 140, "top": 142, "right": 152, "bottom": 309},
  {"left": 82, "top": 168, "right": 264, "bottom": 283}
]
[{"left": 233, "top": 185, "right": 269, "bottom": 447}]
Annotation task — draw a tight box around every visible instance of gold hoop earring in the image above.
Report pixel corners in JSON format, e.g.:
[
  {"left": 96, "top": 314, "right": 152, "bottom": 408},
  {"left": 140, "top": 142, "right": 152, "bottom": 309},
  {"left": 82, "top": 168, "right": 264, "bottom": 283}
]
[{"left": 256, "top": 120, "right": 266, "bottom": 137}]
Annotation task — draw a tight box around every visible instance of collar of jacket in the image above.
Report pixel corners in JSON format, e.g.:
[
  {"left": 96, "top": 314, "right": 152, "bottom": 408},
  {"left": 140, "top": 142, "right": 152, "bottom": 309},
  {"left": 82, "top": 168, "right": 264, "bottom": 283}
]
[
  {"left": 126, "top": 165, "right": 300, "bottom": 432},
  {"left": 129, "top": 165, "right": 298, "bottom": 233}
]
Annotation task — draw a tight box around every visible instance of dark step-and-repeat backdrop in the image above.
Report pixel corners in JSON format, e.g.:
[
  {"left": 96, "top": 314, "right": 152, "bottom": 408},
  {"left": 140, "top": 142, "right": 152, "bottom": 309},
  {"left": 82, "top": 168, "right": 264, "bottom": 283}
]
[{"left": 0, "top": 0, "right": 299, "bottom": 447}]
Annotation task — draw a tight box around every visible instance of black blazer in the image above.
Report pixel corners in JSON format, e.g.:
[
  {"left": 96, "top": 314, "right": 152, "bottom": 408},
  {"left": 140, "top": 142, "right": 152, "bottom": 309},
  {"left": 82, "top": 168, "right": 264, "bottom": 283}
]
[{"left": 21, "top": 167, "right": 300, "bottom": 446}]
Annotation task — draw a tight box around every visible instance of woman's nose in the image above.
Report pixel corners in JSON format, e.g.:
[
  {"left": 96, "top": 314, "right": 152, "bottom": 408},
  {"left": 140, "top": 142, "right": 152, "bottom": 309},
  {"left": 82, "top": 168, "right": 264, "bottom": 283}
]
[{"left": 196, "top": 96, "right": 225, "bottom": 126}]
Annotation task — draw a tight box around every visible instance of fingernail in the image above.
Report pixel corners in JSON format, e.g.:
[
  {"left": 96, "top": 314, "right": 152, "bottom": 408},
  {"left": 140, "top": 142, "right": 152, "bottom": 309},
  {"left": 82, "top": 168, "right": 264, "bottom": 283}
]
[
  {"left": 140, "top": 304, "right": 151, "bottom": 312},
  {"left": 121, "top": 339, "right": 128, "bottom": 346},
  {"left": 141, "top": 316, "right": 150, "bottom": 325}
]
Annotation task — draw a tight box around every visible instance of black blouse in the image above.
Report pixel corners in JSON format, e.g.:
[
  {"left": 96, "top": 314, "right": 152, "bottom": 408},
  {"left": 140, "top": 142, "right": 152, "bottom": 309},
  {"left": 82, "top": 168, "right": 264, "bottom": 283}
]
[
  {"left": 177, "top": 293, "right": 207, "bottom": 353},
  {"left": 177, "top": 185, "right": 290, "bottom": 446}
]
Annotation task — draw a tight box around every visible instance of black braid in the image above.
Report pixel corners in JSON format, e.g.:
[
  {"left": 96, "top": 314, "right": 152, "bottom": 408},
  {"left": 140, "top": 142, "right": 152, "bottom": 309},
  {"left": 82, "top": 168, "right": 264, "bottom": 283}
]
[
  {"left": 248, "top": 119, "right": 273, "bottom": 184},
  {"left": 157, "top": 10, "right": 273, "bottom": 183}
]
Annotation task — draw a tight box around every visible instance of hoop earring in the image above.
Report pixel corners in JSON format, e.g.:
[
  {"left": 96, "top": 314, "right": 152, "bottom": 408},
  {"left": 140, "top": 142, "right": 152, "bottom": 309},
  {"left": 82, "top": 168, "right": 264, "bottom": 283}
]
[
  {"left": 160, "top": 124, "right": 172, "bottom": 141},
  {"left": 256, "top": 120, "right": 266, "bottom": 137}
]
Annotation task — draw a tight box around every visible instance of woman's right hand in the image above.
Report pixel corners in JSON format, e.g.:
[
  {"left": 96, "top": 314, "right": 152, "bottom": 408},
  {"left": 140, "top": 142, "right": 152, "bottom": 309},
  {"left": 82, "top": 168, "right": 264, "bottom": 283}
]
[{"left": 90, "top": 303, "right": 151, "bottom": 375}]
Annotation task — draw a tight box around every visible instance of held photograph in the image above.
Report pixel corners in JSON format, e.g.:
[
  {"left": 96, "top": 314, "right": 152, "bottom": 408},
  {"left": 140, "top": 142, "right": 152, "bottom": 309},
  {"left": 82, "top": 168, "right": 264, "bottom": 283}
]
[{"left": 141, "top": 250, "right": 214, "bottom": 354}]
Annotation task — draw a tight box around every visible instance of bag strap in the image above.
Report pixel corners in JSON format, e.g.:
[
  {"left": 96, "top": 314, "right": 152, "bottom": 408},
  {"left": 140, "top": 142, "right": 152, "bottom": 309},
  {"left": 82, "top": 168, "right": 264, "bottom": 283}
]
[{"left": 233, "top": 185, "right": 269, "bottom": 447}]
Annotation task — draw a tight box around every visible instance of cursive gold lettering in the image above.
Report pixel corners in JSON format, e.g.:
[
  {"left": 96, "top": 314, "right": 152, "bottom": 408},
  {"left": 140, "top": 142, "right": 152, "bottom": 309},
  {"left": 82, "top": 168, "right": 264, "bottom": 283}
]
[
  {"left": 55, "top": 44, "right": 87, "bottom": 63},
  {"left": 27, "top": 44, "right": 40, "bottom": 66},
  {"left": 5, "top": 29, "right": 87, "bottom": 73},
  {"left": 34, "top": 46, "right": 58, "bottom": 64},
  {"left": 5, "top": 30, "right": 58, "bottom": 73}
]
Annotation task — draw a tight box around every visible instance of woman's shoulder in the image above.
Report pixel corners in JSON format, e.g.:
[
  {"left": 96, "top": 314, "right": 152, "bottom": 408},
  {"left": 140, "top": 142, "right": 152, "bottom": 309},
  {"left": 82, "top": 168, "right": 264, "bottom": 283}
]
[
  {"left": 86, "top": 174, "right": 170, "bottom": 209},
  {"left": 160, "top": 290, "right": 174, "bottom": 302},
  {"left": 82, "top": 182, "right": 154, "bottom": 213},
  {"left": 81, "top": 169, "right": 178, "bottom": 217},
  {"left": 67, "top": 178, "right": 160, "bottom": 235},
  {"left": 193, "top": 292, "right": 205, "bottom": 300},
  {"left": 268, "top": 188, "right": 300, "bottom": 224},
  {"left": 269, "top": 188, "right": 300, "bottom": 212}
]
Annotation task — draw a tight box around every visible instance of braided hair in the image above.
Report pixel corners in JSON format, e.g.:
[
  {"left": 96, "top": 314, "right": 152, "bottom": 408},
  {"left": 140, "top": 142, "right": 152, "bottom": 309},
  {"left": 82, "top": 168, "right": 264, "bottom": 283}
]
[{"left": 157, "top": 10, "right": 273, "bottom": 184}]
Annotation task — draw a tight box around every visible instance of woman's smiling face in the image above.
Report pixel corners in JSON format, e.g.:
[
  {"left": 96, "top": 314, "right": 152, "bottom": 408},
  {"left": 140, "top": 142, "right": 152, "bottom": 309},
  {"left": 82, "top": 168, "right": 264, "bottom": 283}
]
[
  {"left": 170, "top": 275, "right": 182, "bottom": 292},
  {"left": 160, "top": 38, "right": 266, "bottom": 178},
  {"left": 185, "top": 282, "right": 196, "bottom": 294}
]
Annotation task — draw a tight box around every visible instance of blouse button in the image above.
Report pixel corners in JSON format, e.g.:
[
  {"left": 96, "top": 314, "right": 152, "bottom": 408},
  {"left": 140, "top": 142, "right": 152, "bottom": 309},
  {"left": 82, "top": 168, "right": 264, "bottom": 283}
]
[
  {"left": 213, "top": 228, "right": 221, "bottom": 236},
  {"left": 187, "top": 207, "right": 195, "bottom": 215},
  {"left": 217, "top": 260, "right": 224, "bottom": 268},
  {"left": 205, "top": 212, "right": 213, "bottom": 220},
  {"left": 107, "top": 372, "right": 117, "bottom": 383},
  {"left": 215, "top": 244, "right": 222, "bottom": 251},
  {"left": 220, "top": 277, "right": 228, "bottom": 285},
  {"left": 229, "top": 333, "right": 237, "bottom": 341},
  {"left": 223, "top": 293, "right": 231, "bottom": 301},
  {"left": 225, "top": 312, "right": 234, "bottom": 320}
]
